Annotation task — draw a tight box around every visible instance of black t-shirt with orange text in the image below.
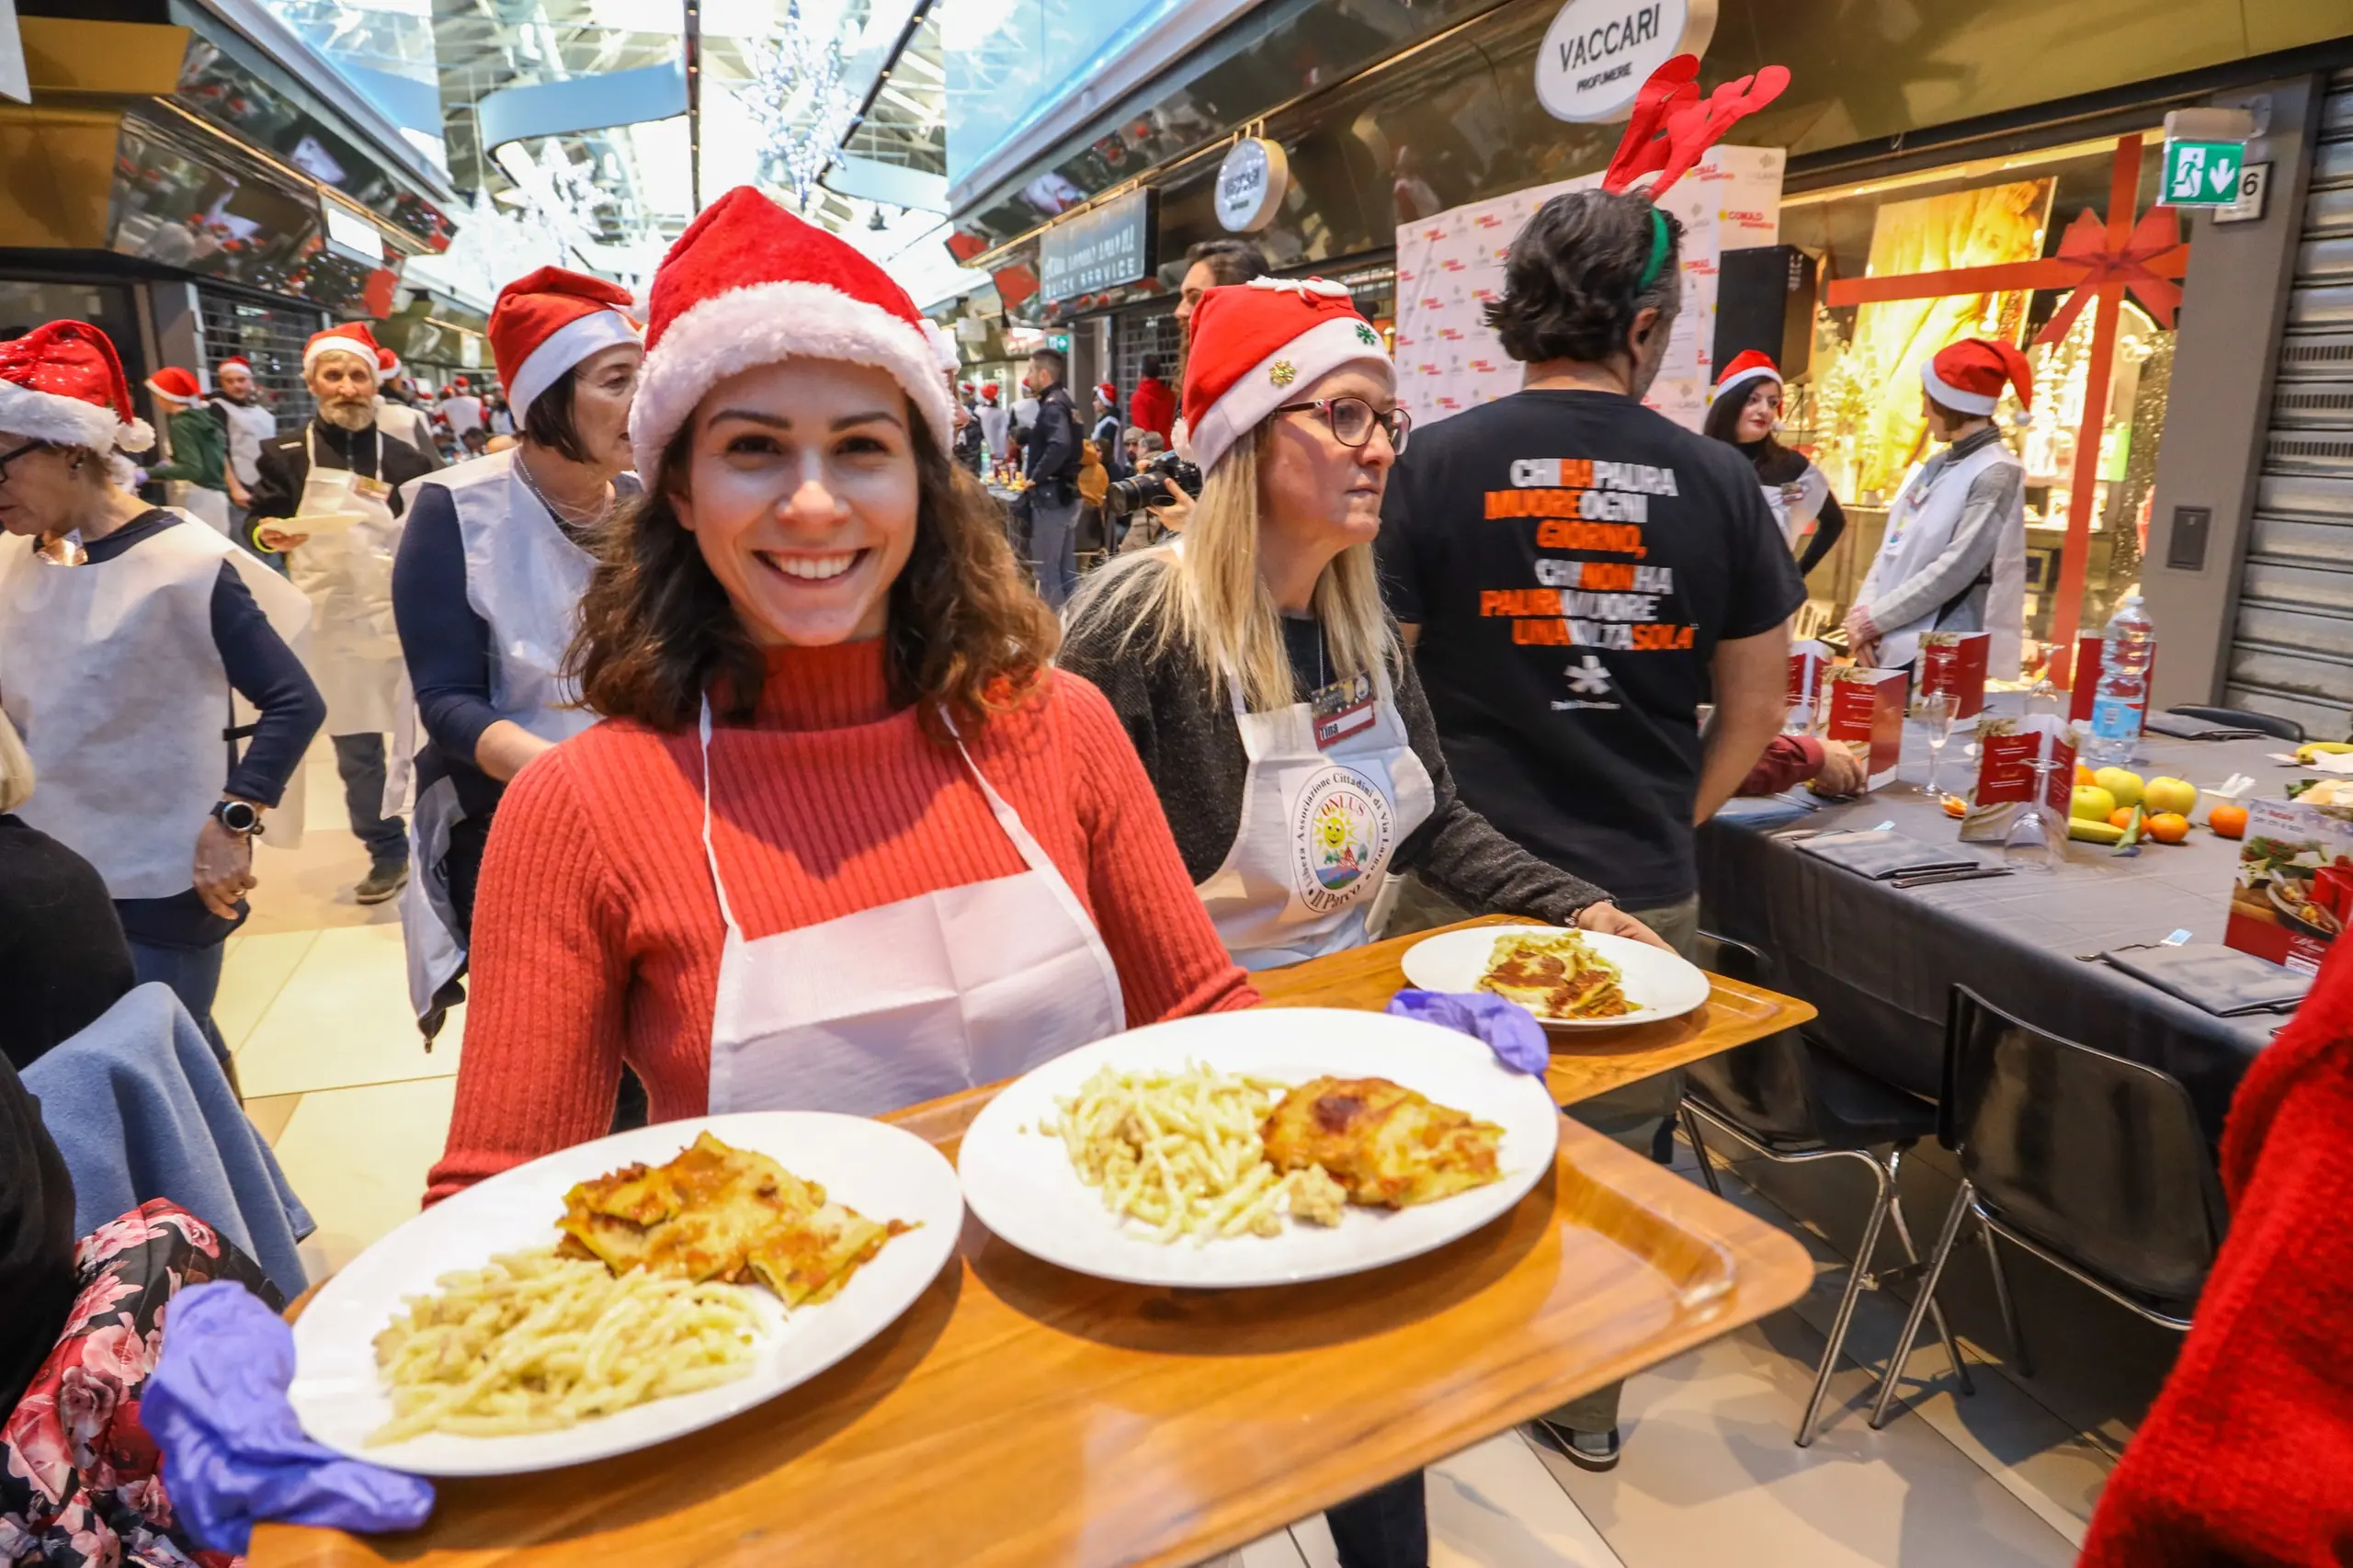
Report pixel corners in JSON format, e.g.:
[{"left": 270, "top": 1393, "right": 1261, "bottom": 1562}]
[{"left": 1378, "top": 389, "right": 1804, "bottom": 907}]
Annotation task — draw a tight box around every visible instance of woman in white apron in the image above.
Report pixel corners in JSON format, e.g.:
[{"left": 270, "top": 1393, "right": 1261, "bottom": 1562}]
[
  {"left": 0, "top": 320, "right": 323, "bottom": 1067},
  {"left": 1061, "top": 277, "right": 1664, "bottom": 1568},
  {"left": 1702, "top": 351, "right": 1847, "bottom": 578},
  {"left": 1846, "top": 337, "right": 2032, "bottom": 679},
  {"left": 424, "top": 187, "right": 1253, "bottom": 1204},
  {"left": 391, "top": 266, "right": 642, "bottom": 1044}
]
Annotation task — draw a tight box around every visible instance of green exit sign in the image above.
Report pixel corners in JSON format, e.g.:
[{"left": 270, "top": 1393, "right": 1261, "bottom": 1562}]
[{"left": 2162, "top": 138, "right": 2245, "bottom": 207}]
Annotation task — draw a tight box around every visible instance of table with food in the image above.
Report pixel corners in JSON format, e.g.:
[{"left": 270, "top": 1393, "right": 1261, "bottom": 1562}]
[
  {"left": 1701, "top": 721, "right": 2336, "bottom": 1142},
  {"left": 250, "top": 922, "right": 1814, "bottom": 1567}
]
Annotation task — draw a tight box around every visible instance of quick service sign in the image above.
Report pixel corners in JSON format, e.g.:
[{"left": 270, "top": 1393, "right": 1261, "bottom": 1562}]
[
  {"left": 2161, "top": 139, "right": 2246, "bottom": 208},
  {"left": 1038, "top": 188, "right": 1155, "bottom": 301},
  {"left": 1535, "top": 0, "right": 1716, "bottom": 123}
]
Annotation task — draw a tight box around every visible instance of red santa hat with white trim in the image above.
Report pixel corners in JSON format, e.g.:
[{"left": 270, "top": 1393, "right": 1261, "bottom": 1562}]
[
  {"left": 1710, "top": 349, "right": 1781, "bottom": 404},
  {"left": 0, "top": 320, "right": 154, "bottom": 453},
  {"left": 1093, "top": 381, "right": 1117, "bottom": 405},
  {"left": 304, "top": 323, "right": 381, "bottom": 380},
  {"left": 218, "top": 355, "right": 252, "bottom": 375},
  {"left": 1921, "top": 336, "right": 2034, "bottom": 416},
  {"left": 374, "top": 345, "right": 404, "bottom": 383},
  {"left": 490, "top": 266, "right": 640, "bottom": 420},
  {"left": 630, "top": 187, "right": 953, "bottom": 485},
  {"left": 146, "top": 365, "right": 203, "bottom": 403},
  {"left": 1179, "top": 277, "right": 1390, "bottom": 473}
]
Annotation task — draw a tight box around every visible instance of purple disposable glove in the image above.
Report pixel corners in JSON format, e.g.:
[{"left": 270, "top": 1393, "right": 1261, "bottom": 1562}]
[
  {"left": 145, "top": 1281, "right": 436, "bottom": 1553},
  {"left": 1385, "top": 989, "right": 1550, "bottom": 1075}
]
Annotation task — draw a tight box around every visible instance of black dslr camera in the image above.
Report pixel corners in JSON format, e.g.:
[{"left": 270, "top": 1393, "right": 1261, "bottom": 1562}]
[{"left": 1103, "top": 454, "right": 1204, "bottom": 519}]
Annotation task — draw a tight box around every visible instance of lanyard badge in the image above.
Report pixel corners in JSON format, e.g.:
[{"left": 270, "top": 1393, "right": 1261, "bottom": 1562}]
[{"left": 1311, "top": 672, "right": 1376, "bottom": 750}]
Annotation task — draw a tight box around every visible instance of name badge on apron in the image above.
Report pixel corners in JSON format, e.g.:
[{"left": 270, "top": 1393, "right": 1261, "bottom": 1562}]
[
  {"left": 352, "top": 474, "right": 392, "bottom": 504},
  {"left": 1310, "top": 672, "right": 1376, "bottom": 750}
]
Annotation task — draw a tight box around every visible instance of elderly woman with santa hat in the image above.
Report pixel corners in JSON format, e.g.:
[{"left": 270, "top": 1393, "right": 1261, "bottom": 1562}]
[
  {"left": 391, "top": 266, "right": 643, "bottom": 1043},
  {"left": 0, "top": 321, "right": 323, "bottom": 1063},
  {"left": 425, "top": 188, "right": 1253, "bottom": 1202},
  {"left": 1844, "top": 337, "right": 2033, "bottom": 678}
]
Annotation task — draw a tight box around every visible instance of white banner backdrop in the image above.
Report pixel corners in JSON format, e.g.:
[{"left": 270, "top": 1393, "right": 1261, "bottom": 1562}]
[{"left": 1392, "top": 146, "right": 1785, "bottom": 434}]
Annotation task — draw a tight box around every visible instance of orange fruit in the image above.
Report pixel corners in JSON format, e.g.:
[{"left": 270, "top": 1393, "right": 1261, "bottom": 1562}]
[
  {"left": 2109, "top": 808, "right": 2136, "bottom": 830},
  {"left": 2209, "top": 802, "right": 2248, "bottom": 839},
  {"left": 1941, "top": 794, "right": 1966, "bottom": 819},
  {"left": 2075, "top": 763, "right": 2097, "bottom": 787},
  {"left": 2145, "top": 812, "right": 2190, "bottom": 845}
]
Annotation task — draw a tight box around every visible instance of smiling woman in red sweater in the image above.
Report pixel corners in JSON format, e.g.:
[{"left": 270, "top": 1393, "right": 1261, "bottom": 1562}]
[{"left": 426, "top": 189, "right": 1252, "bottom": 1202}]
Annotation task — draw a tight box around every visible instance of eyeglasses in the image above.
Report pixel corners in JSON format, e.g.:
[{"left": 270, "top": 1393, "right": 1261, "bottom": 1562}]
[
  {"left": 0, "top": 440, "right": 43, "bottom": 487},
  {"left": 1272, "top": 396, "right": 1411, "bottom": 455}
]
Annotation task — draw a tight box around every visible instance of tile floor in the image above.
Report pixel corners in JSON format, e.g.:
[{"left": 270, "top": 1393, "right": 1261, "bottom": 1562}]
[{"left": 228, "top": 741, "right": 2155, "bottom": 1564}]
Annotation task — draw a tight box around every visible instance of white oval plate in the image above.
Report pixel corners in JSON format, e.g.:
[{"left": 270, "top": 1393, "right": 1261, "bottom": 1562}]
[
  {"left": 290, "top": 1112, "right": 962, "bottom": 1476},
  {"left": 958, "top": 1008, "right": 1559, "bottom": 1289},
  {"left": 1400, "top": 925, "right": 1712, "bottom": 1028}
]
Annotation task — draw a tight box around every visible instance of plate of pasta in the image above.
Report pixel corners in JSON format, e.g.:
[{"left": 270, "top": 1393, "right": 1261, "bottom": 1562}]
[
  {"left": 1400, "top": 925, "right": 1711, "bottom": 1028},
  {"left": 289, "top": 1112, "right": 962, "bottom": 1476},
  {"left": 956, "top": 1007, "right": 1561, "bottom": 1288}
]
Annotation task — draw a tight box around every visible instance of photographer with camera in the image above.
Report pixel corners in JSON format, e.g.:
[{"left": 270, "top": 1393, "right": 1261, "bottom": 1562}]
[
  {"left": 1017, "top": 347, "right": 1085, "bottom": 608},
  {"left": 1101, "top": 446, "right": 1200, "bottom": 552}
]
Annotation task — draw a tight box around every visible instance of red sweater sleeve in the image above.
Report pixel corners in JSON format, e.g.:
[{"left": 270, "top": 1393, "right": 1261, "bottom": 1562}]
[
  {"left": 1054, "top": 672, "right": 1258, "bottom": 1023},
  {"left": 1737, "top": 734, "right": 1822, "bottom": 797},
  {"left": 424, "top": 749, "right": 630, "bottom": 1204}
]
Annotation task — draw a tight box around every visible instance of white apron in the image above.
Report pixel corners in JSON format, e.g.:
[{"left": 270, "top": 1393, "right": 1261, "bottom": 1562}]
[
  {"left": 166, "top": 482, "right": 232, "bottom": 536},
  {"left": 0, "top": 514, "right": 312, "bottom": 898},
  {"left": 400, "top": 450, "right": 602, "bottom": 1024},
  {"left": 1195, "top": 662, "right": 1437, "bottom": 972},
  {"left": 285, "top": 426, "right": 406, "bottom": 734},
  {"left": 1856, "top": 438, "right": 2027, "bottom": 677},
  {"left": 699, "top": 699, "right": 1126, "bottom": 1116},
  {"left": 1762, "top": 460, "right": 1830, "bottom": 551}
]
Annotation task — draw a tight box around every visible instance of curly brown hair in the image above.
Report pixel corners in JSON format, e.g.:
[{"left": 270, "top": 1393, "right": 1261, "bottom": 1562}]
[{"left": 569, "top": 405, "right": 1059, "bottom": 738}]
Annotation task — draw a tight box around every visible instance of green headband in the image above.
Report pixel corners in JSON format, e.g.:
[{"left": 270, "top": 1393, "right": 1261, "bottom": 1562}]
[{"left": 1637, "top": 206, "right": 1671, "bottom": 292}]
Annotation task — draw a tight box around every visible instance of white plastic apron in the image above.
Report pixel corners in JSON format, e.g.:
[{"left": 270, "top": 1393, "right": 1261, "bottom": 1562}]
[
  {"left": 0, "top": 514, "right": 311, "bottom": 898},
  {"left": 1762, "top": 460, "right": 1830, "bottom": 551},
  {"left": 1194, "top": 662, "right": 1436, "bottom": 972},
  {"left": 1857, "top": 438, "right": 2027, "bottom": 677},
  {"left": 699, "top": 698, "right": 1126, "bottom": 1116},
  {"left": 399, "top": 450, "right": 604, "bottom": 1024},
  {"left": 286, "top": 426, "right": 405, "bottom": 734}
]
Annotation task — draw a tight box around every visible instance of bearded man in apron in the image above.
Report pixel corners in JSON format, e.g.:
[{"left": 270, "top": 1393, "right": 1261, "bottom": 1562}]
[
  {"left": 1845, "top": 337, "right": 2032, "bottom": 679},
  {"left": 243, "top": 324, "right": 437, "bottom": 904}
]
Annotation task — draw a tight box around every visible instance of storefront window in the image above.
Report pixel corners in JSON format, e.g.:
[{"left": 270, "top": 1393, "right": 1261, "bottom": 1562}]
[{"left": 1779, "top": 134, "right": 2179, "bottom": 673}]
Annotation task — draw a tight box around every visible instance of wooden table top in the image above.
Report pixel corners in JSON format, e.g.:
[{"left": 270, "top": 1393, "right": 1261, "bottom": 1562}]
[{"left": 254, "top": 922, "right": 1816, "bottom": 1568}]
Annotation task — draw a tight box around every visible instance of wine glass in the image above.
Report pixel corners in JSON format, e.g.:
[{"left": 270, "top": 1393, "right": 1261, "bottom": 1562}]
[
  {"left": 1917, "top": 690, "right": 1957, "bottom": 796},
  {"left": 2008, "top": 752, "right": 2061, "bottom": 871}
]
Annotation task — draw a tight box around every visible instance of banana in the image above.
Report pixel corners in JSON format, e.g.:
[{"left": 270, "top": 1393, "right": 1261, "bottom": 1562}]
[
  {"left": 2297, "top": 741, "right": 2353, "bottom": 763},
  {"left": 2067, "top": 819, "right": 2127, "bottom": 845}
]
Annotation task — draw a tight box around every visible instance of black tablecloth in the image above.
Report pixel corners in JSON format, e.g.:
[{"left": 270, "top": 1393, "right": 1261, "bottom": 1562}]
[{"left": 1699, "top": 726, "right": 2294, "bottom": 1143}]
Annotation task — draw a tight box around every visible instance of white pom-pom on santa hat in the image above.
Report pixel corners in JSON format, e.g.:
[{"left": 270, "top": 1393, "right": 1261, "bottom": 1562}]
[
  {"left": 1178, "top": 275, "right": 1391, "bottom": 474},
  {"left": 490, "top": 266, "right": 640, "bottom": 420},
  {"left": 629, "top": 187, "right": 954, "bottom": 485},
  {"left": 921, "top": 319, "right": 961, "bottom": 374},
  {"left": 1922, "top": 336, "right": 2034, "bottom": 417},
  {"left": 0, "top": 319, "right": 155, "bottom": 453}
]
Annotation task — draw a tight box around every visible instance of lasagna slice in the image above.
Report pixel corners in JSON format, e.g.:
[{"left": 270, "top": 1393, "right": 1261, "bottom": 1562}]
[
  {"left": 1476, "top": 931, "right": 1631, "bottom": 1020},
  {"left": 1260, "top": 1075, "right": 1505, "bottom": 1209}
]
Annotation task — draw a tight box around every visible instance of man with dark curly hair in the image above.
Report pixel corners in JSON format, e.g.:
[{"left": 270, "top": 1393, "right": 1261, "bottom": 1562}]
[{"left": 1375, "top": 185, "right": 1803, "bottom": 1469}]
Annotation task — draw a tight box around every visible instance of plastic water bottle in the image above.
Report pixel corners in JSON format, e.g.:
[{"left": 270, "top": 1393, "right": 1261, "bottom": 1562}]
[{"left": 2084, "top": 595, "right": 2155, "bottom": 767}]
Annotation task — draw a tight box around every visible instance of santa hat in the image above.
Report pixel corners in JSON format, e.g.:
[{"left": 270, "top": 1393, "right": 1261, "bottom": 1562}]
[
  {"left": 451, "top": 375, "right": 471, "bottom": 391},
  {"left": 1923, "top": 337, "right": 2034, "bottom": 416},
  {"left": 1093, "top": 381, "right": 1117, "bottom": 405},
  {"left": 490, "top": 265, "right": 639, "bottom": 420},
  {"left": 146, "top": 366, "right": 203, "bottom": 403},
  {"left": 979, "top": 383, "right": 999, "bottom": 403},
  {"left": 0, "top": 320, "right": 154, "bottom": 452},
  {"left": 375, "top": 346, "right": 404, "bottom": 383},
  {"left": 1710, "top": 350, "right": 1781, "bottom": 404},
  {"left": 217, "top": 356, "right": 252, "bottom": 376},
  {"left": 630, "top": 187, "right": 954, "bottom": 483},
  {"left": 1179, "top": 277, "right": 1390, "bottom": 474},
  {"left": 304, "top": 324, "right": 381, "bottom": 381}
]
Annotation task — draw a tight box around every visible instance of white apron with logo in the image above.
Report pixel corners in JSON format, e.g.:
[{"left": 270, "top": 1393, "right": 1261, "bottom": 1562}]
[
  {"left": 698, "top": 699, "right": 1126, "bottom": 1116},
  {"left": 399, "top": 449, "right": 602, "bottom": 1023},
  {"left": 1195, "top": 663, "right": 1437, "bottom": 972},
  {"left": 286, "top": 426, "right": 406, "bottom": 734},
  {"left": 0, "top": 515, "right": 312, "bottom": 897},
  {"left": 1856, "top": 438, "right": 2027, "bottom": 677}
]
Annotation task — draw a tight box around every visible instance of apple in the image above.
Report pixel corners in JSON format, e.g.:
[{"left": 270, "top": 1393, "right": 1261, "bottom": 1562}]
[
  {"left": 2143, "top": 776, "right": 2198, "bottom": 816},
  {"left": 2093, "top": 767, "right": 2144, "bottom": 810},
  {"left": 2070, "top": 784, "right": 2118, "bottom": 823}
]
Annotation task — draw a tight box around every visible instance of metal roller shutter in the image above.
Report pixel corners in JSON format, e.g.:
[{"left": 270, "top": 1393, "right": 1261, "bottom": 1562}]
[{"left": 2229, "top": 74, "right": 2353, "bottom": 739}]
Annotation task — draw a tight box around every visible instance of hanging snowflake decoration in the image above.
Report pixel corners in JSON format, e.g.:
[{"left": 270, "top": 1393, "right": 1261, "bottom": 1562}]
[{"left": 737, "top": 0, "right": 859, "bottom": 209}]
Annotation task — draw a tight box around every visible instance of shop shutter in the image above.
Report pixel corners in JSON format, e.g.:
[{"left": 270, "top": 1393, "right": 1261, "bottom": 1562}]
[
  {"left": 196, "top": 287, "right": 325, "bottom": 434},
  {"left": 2230, "top": 74, "right": 2353, "bottom": 739},
  {"left": 1113, "top": 309, "right": 1182, "bottom": 415}
]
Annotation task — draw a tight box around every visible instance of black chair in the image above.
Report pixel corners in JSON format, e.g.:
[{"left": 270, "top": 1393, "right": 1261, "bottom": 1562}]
[
  {"left": 1680, "top": 934, "right": 1971, "bottom": 1446},
  {"left": 2165, "top": 704, "right": 2307, "bottom": 744},
  {"left": 1870, "top": 985, "right": 2228, "bottom": 1428}
]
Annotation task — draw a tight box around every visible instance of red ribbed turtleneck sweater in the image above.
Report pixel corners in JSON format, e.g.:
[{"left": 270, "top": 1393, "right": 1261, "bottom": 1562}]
[{"left": 426, "top": 639, "right": 1256, "bottom": 1203}]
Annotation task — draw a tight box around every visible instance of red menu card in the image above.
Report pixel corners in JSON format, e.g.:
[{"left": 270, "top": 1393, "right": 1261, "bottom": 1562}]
[
  {"left": 2223, "top": 798, "right": 2353, "bottom": 974},
  {"left": 1959, "top": 715, "right": 2078, "bottom": 852},
  {"left": 1917, "top": 631, "right": 1989, "bottom": 720},
  {"left": 2068, "top": 632, "right": 2155, "bottom": 724},
  {"left": 1786, "top": 640, "right": 1832, "bottom": 731},
  {"left": 1823, "top": 666, "right": 1907, "bottom": 790}
]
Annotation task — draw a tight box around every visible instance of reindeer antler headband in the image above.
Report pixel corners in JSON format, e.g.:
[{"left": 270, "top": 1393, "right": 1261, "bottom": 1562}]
[{"left": 1600, "top": 55, "right": 1790, "bottom": 288}]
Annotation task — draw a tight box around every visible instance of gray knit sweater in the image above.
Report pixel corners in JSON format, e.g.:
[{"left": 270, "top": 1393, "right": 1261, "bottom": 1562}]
[{"left": 1059, "top": 570, "right": 1617, "bottom": 925}]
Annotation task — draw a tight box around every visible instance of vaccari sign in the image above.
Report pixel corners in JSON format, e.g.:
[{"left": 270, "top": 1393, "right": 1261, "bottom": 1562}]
[{"left": 1534, "top": 0, "right": 1716, "bottom": 122}]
